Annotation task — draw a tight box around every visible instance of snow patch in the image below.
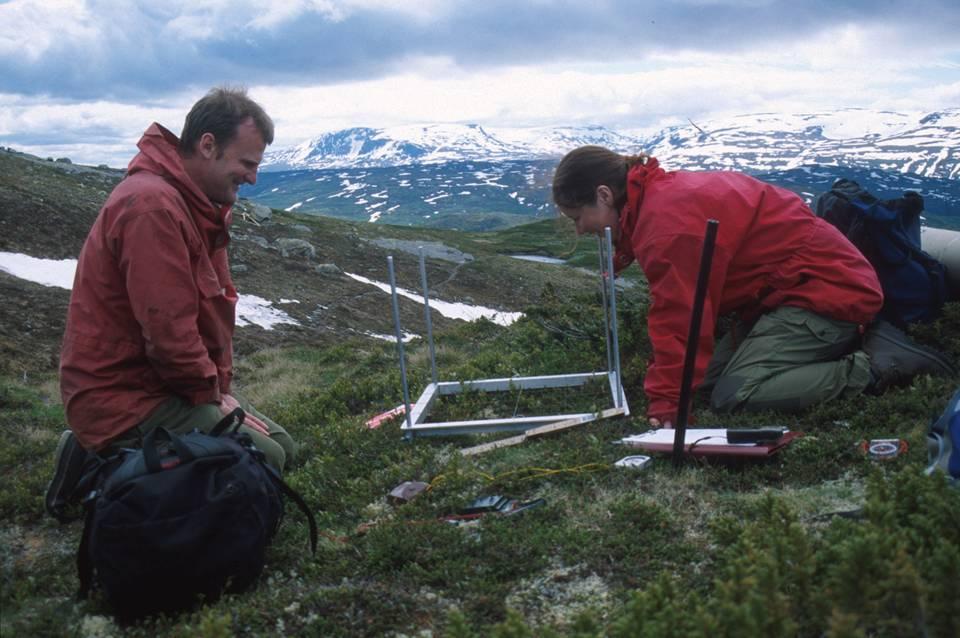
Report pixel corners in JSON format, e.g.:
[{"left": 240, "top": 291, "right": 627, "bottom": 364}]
[
  {"left": 363, "top": 330, "right": 418, "bottom": 343},
  {"left": 0, "top": 252, "right": 298, "bottom": 330},
  {"left": 344, "top": 271, "right": 522, "bottom": 326},
  {"left": 0, "top": 252, "right": 77, "bottom": 289},
  {"left": 236, "top": 295, "right": 300, "bottom": 330}
]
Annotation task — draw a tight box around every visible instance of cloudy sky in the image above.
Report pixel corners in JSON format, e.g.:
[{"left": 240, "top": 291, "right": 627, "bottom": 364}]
[{"left": 1, "top": 0, "right": 959, "bottom": 167}]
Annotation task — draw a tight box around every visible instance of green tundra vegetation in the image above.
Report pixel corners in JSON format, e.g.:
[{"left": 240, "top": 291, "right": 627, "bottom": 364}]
[{"left": 2, "top": 213, "right": 959, "bottom": 637}]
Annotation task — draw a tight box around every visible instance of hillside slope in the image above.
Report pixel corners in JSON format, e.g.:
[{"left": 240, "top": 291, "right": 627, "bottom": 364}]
[
  {"left": 0, "top": 148, "right": 615, "bottom": 377},
  {"left": 2, "top": 147, "right": 959, "bottom": 638}
]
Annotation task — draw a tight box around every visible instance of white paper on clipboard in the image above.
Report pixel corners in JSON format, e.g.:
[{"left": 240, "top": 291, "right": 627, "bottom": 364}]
[{"left": 620, "top": 428, "right": 787, "bottom": 447}]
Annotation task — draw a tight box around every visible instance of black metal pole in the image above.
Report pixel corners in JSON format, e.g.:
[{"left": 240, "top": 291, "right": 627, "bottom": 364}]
[{"left": 672, "top": 219, "right": 719, "bottom": 468}]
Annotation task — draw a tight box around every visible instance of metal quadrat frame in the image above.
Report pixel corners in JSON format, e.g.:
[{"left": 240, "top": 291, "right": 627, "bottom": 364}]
[{"left": 387, "top": 227, "right": 629, "bottom": 439}]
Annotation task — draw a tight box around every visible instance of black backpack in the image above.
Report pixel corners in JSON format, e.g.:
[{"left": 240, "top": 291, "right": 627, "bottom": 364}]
[
  {"left": 76, "top": 410, "right": 317, "bottom": 620},
  {"left": 815, "top": 178, "right": 949, "bottom": 328}
]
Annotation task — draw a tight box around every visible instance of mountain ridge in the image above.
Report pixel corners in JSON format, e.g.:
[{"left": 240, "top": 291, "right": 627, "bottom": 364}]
[{"left": 263, "top": 108, "right": 960, "bottom": 180}]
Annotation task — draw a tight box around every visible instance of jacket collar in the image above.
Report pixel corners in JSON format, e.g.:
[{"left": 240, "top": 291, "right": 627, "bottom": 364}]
[
  {"left": 613, "top": 157, "right": 664, "bottom": 273},
  {"left": 127, "top": 123, "right": 232, "bottom": 248}
]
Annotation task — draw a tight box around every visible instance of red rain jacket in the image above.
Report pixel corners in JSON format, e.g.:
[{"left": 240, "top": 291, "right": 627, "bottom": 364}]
[
  {"left": 60, "top": 124, "right": 237, "bottom": 451},
  {"left": 613, "top": 158, "right": 883, "bottom": 424}
]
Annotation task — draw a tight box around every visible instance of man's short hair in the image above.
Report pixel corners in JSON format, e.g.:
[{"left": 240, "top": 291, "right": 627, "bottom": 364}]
[{"left": 179, "top": 87, "right": 274, "bottom": 156}]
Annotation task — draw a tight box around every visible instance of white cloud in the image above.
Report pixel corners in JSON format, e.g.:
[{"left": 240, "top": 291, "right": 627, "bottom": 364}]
[
  {"left": 0, "top": 0, "right": 98, "bottom": 60},
  {"left": 154, "top": 0, "right": 444, "bottom": 39},
  {"left": 342, "top": 0, "right": 452, "bottom": 22},
  {"left": 5, "top": 35, "right": 956, "bottom": 169},
  {"left": 0, "top": 92, "right": 193, "bottom": 166},
  {"left": 2, "top": 3, "right": 958, "bottom": 164},
  {"left": 252, "top": 33, "right": 956, "bottom": 151},
  {"left": 246, "top": 1, "right": 340, "bottom": 30}
]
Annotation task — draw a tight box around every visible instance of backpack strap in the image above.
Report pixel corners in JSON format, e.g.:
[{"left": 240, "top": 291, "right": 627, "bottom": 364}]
[
  {"left": 75, "top": 452, "right": 124, "bottom": 600},
  {"left": 76, "top": 496, "right": 97, "bottom": 600},
  {"left": 142, "top": 427, "right": 196, "bottom": 473},
  {"left": 262, "top": 462, "right": 319, "bottom": 554},
  {"left": 228, "top": 430, "right": 318, "bottom": 554},
  {"left": 210, "top": 408, "right": 246, "bottom": 437}
]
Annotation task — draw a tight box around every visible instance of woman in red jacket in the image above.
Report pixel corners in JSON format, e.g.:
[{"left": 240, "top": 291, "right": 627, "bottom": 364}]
[{"left": 552, "top": 146, "right": 954, "bottom": 428}]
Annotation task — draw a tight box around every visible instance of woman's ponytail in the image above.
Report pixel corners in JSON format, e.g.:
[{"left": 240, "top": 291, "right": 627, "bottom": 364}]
[
  {"left": 623, "top": 153, "right": 650, "bottom": 170},
  {"left": 553, "top": 146, "right": 647, "bottom": 210}
]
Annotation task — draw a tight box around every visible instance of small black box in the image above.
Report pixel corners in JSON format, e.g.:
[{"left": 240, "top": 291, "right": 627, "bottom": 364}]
[{"left": 726, "top": 428, "right": 786, "bottom": 444}]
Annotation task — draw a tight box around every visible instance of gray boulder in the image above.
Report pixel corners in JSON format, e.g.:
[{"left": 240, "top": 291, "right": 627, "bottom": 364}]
[
  {"left": 315, "top": 263, "right": 342, "bottom": 275},
  {"left": 246, "top": 235, "right": 269, "bottom": 249},
  {"left": 276, "top": 238, "right": 316, "bottom": 259},
  {"left": 233, "top": 198, "right": 272, "bottom": 223},
  {"left": 249, "top": 202, "right": 272, "bottom": 222}
]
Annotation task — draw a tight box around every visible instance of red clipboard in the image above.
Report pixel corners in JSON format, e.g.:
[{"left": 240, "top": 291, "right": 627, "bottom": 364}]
[{"left": 622, "top": 430, "right": 802, "bottom": 458}]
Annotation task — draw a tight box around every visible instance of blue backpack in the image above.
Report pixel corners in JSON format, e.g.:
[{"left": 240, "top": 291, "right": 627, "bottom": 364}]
[
  {"left": 927, "top": 388, "right": 960, "bottom": 485},
  {"left": 815, "top": 179, "right": 949, "bottom": 328}
]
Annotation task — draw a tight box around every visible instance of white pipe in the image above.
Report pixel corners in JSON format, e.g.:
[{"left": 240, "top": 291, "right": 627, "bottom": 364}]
[{"left": 921, "top": 227, "right": 960, "bottom": 286}]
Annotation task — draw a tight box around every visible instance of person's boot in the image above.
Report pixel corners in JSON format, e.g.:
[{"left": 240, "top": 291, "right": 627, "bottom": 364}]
[
  {"left": 45, "top": 430, "right": 91, "bottom": 522},
  {"left": 862, "top": 320, "right": 957, "bottom": 393}
]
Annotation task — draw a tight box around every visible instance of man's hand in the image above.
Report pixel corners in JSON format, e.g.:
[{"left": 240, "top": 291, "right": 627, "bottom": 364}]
[
  {"left": 648, "top": 417, "right": 674, "bottom": 429},
  {"left": 220, "top": 393, "right": 270, "bottom": 436}
]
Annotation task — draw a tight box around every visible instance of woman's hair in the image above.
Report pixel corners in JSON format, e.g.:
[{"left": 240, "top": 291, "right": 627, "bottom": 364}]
[{"left": 552, "top": 146, "right": 649, "bottom": 209}]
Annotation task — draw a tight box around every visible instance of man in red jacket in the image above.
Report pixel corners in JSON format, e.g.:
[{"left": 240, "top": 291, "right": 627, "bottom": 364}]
[
  {"left": 553, "top": 146, "right": 956, "bottom": 428},
  {"left": 47, "top": 88, "right": 296, "bottom": 521}
]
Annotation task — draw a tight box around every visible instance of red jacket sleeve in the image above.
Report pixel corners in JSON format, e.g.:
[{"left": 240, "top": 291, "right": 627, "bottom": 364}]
[
  {"left": 113, "top": 208, "right": 221, "bottom": 405},
  {"left": 641, "top": 233, "right": 730, "bottom": 424}
]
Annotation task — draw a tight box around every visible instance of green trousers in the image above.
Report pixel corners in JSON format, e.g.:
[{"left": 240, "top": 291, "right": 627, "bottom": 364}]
[
  {"left": 107, "top": 396, "right": 297, "bottom": 472},
  {"left": 701, "top": 306, "right": 873, "bottom": 414}
]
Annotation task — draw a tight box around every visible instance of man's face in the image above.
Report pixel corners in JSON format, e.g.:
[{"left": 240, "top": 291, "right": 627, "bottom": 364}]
[{"left": 195, "top": 117, "right": 266, "bottom": 206}]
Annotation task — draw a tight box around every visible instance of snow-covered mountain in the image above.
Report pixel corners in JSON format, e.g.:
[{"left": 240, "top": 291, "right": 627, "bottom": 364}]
[
  {"left": 247, "top": 108, "right": 960, "bottom": 232},
  {"left": 262, "top": 123, "right": 641, "bottom": 170},
  {"left": 263, "top": 109, "right": 960, "bottom": 180},
  {"left": 639, "top": 110, "right": 959, "bottom": 180},
  {"left": 266, "top": 124, "right": 504, "bottom": 170}
]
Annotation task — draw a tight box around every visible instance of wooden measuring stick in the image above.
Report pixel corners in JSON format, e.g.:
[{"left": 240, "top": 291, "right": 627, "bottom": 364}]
[{"left": 460, "top": 407, "right": 626, "bottom": 457}]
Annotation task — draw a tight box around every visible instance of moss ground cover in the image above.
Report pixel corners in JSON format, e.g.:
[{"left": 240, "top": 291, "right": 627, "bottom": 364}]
[{"left": 2, "top": 295, "right": 959, "bottom": 637}]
